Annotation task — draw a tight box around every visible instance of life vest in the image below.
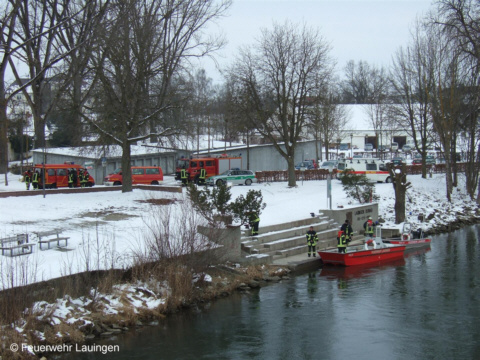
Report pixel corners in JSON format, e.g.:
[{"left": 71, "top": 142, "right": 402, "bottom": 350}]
[
  {"left": 337, "top": 230, "right": 347, "bottom": 247},
  {"left": 199, "top": 168, "right": 206, "bottom": 179}
]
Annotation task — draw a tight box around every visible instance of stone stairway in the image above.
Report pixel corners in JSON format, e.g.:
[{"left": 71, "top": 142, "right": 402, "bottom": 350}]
[{"left": 240, "top": 214, "right": 364, "bottom": 263}]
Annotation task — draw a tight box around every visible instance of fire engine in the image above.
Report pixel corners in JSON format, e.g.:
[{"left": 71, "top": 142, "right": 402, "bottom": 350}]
[
  {"left": 32, "top": 163, "right": 95, "bottom": 188},
  {"left": 175, "top": 155, "right": 242, "bottom": 183}
]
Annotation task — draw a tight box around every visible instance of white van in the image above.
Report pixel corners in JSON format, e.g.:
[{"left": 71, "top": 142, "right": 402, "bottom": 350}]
[{"left": 337, "top": 158, "right": 392, "bottom": 183}]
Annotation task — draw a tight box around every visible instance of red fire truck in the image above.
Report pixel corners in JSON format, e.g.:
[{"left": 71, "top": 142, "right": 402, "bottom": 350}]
[{"left": 175, "top": 155, "right": 242, "bottom": 183}]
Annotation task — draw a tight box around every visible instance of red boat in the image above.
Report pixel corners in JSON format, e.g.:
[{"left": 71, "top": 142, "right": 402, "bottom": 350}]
[
  {"left": 318, "top": 244, "right": 406, "bottom": 266},
  {"left": 382, "top": 223, "right": 431, "bottom": 249},
  {"left": 318, "top": 227, "right": 406, "bottom": 266}
]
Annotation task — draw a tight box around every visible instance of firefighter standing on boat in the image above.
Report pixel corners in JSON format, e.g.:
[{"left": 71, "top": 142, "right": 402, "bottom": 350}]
[
  {"left": 341, "top": 219, "right": 353, "bottom": 244},
  {"left": 337, "top": 230, "right": 348, "bottom": 253},
  {"left": 363, "top": 216, "right": 375, "bottom": 238}
]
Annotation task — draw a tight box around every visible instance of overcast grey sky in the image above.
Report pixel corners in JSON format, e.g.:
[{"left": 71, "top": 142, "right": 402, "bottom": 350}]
[{"left": 199, "top": 0, "right": 434, "bottom": 83}]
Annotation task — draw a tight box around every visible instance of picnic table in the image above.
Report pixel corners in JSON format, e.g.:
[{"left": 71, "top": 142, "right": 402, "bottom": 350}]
[
  {"left": 0, "top": 234, "right": 35, "bottom": 256},
  {"left": 34, "top": 230, "right": 70, "bottom": 250}
]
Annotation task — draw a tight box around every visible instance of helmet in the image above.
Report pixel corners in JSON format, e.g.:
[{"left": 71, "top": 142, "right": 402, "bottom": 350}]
[{"left": 368, "top": 216, "right": 372, "bottom": 220}]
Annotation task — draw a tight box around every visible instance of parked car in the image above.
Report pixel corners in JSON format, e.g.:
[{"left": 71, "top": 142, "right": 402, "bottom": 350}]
[
  {"left": 378, "top": 145, "right": 389, "bottom": 152},
  {"left": 412, "top": 158, "right": 422, "bottom": 165},
  {"left": 295, "top": 159, "right": 317, "bottom": 170},
  {"left": 206, "top": 169, "right": 257, "bottom": 186},
  {"left": 339, "top": 143, "right": 349, "bottom": 151},
  {"left": 391, "top": 157, "right": 404, "bottom": 165},
  {"left": 402, "top": 144, "right": 412, "bottom": 152},
  {"left": 320, "top": 160, "right": 338, "bottom": 170},
  {"left": 426, "top": 155, "right": 435, "bottom": 165},
  {"left": 364, "top": 143, "right": 374, "bottom": 151},
  {"left": 391, "top": 142, "right": 399, "bottom": 151}
]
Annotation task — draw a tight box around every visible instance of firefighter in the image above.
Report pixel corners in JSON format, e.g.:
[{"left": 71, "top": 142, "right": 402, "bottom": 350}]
[
  {"left": 83, "top": 169, "right": 90, "bottom": 187},
  {"left": 340, "top": 219, "right": 353, "bottom": 244},
  {"left": 32, "top": 170, "right": 39, "bottom": 190},
  {"left": 68, "top": 169, "right": 75, "bottom": 188},
  {"left": 24, "top": 169, "right": 32, "bottom": 190},
  {"left": 337, "top": 230, "right": 347, "bottom": 253},
  {"left": 248, "top": 212, "right": 260, "bottom": 236},
  {"left": 198, "top": 165, "right": 207, "bottom": 185},
  {"left": 78, "top": 169, "right": 85, "bottom": 187},
  {"left": 306, "top": 226, "right": 318, "bottom": 257},
  {"left": 180, "top": 167, "right": 188, "bottom": 186},
  {"left": 363, "top": 216, "right": 376, "bottom": 239},
  {"left": 79, "top": 168, "right": 90, "bottom": 187}
]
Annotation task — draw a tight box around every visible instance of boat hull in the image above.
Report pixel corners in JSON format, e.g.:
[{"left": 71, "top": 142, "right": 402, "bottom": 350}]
[
  {"left": 318, "top": 245, "right": 406, "bottom": 266},
  {"left": 383, "top": 238, "right": 431, "bottom": 249}
]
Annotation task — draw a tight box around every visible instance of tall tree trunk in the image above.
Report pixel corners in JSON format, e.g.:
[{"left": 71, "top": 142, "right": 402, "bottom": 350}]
[
  {"left": 0, "top": 97, "right": 8, "bottom": 184},
  {"left": 121, "top": 142, "right": 132, "bottom": 193},
  {"left": 287, "top": 155, "right": 296, "bottom": 187}
]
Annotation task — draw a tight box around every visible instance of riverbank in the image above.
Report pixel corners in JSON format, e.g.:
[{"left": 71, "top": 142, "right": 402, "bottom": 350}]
[{"left": 0, "top": 260, "right": 293, "bottom": 360}]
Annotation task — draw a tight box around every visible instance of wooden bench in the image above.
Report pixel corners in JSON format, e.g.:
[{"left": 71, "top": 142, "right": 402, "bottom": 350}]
[
  {"left": 35, "top": 230, "right": 70, "bottom": 250},
  {"left": 0, "top": 234, "right": 35, "bottom": 256}
]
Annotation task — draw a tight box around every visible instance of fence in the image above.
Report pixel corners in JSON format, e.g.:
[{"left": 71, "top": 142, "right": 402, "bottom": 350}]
[{"left": 255, "top": 163, "right": 465, "bottom": 183}]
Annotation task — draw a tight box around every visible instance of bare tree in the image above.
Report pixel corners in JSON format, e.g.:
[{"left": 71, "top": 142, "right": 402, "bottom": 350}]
[
  {"left": 387, "top": 163, "right": 411, "bottom": 224},
  {"left": 229, "top": 21, "right": 333, "bottom": 187},
  {"left": 305, "top": 79, "right": 349, "bottom": 162},
  {"left": 85, "top": 0, "right": 231, "bottom": 192},
  {"left": 390, "top": 21, "right": 437, "bottom": 178},
  {"left": 0, "top": 0, "right": 22, "bottom": 181},
  {"left": 435, "top": 0, "right": 480, "bottom": 203}
]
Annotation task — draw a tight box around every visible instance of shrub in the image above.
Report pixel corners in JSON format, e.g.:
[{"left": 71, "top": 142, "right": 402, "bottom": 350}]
[{"left": 340, "top": 170, "right": 378, "bottom": 203}]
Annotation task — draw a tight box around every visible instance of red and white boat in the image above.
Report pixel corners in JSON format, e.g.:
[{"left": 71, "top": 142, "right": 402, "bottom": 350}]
[
  {"left": 318, "top": 228, "right": 406, "bottom": 267},
  {"left": 382, "top": 223, "right": 431, "bottom": 249}
]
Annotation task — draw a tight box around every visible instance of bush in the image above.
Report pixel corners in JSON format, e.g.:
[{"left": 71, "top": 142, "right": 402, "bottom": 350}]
[{"left": 340, "top": 170, "right": 378, "bottom": 203}]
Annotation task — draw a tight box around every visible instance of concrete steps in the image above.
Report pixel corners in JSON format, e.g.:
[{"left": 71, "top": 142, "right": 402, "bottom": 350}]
[{"left": 241, "top": 214, "right": 361, "bottom": 263}]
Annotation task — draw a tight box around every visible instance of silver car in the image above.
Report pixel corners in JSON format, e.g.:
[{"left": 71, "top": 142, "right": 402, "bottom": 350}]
[{"left": 206, "top": 169, "right": 257, "bottom": 186}]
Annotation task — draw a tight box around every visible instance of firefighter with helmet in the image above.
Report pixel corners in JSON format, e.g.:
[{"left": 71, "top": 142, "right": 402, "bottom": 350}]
[
  {"left": 180, "top": 166, "right": 188, "bottom": 186},
  {"left": 24, "top": 169, "right": 32, "bottom": 190},
  {"left": 306, "top": 226, "right": 318, "bottom": 257},
  {"left": 198, "top": 165, "right": 207, "bottom": 185},
  {"left": 363, "top": 216, "right": 376, "bottom": 239},
  {"left": 337, "top": 229, "right": 347, "bottom": 253}
]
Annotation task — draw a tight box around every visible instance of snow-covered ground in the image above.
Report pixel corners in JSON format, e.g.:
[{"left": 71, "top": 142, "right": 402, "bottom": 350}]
[{"left": 0, "top": 172, "right": 477, "bottom": 287}]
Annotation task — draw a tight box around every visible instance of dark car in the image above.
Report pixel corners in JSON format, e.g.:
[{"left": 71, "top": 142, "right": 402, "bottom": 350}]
[
  {"left": 391, "top": 157, "right": 404, "bottom": 165},
  {"left": 295, "top": 160, "right": 316, "bottom": 170}
]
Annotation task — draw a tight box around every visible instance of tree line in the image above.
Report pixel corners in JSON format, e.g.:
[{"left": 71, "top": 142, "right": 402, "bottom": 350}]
[{"left": 0, "top": 0, "right": 479, "bottom": 203}]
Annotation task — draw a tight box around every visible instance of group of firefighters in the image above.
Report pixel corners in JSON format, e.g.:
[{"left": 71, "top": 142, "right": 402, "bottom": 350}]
[
  {"left": 22, "top": 168, "right": 91, "bottom": 190},
  {"left": 306, "top": 216, "right": 377, "bottom": 256},
  {"left": 180, "top": 166, "right": 207, "bottom": 186}
]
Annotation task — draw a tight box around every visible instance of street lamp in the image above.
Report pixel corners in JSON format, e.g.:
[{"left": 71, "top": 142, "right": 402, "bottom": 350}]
[
  {"left": 327, "top": 164, "right": 333, "bottom": 209},
  {"left": 350, "top": 133, "right": 353, "bottom": 158}
]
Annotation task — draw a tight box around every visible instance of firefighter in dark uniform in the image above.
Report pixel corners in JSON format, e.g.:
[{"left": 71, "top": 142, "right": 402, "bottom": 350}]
[
  {"left": 180, "top": 167, "right": 188, "bottom": 186},
  {"left": 337, "top": 230, "right": 347, "bottom": 253},
  {"left": 248, "top": 212, "right": 260, "bottom": 236},
  {"left": 198, "top": 166, "right": 207, "bottom": 185},
  {"left": 68, "top": 169, "right": 75, "bottom": 188},
  {"left": 83, "top": 169, "right": 90, "bottom": 187},
  {"left": 32, "top": 170, "right": 39, "bottom": 190},
  {"left": 24, "top": 169, "right": 32, "bottom": 190},
  {"left": 306, "top": 226, "right": 318, "bottom": 257},
  {"left": 79, "top": 169, "right": 85, "bottom": 187},
  {"left": 340, "top": 219, "right": 353, "bottom": 244}
]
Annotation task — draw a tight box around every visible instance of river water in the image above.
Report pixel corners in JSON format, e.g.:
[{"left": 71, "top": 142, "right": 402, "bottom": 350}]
[{"left": 64, "top": 225, "right": 480, "bottom": 360}]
